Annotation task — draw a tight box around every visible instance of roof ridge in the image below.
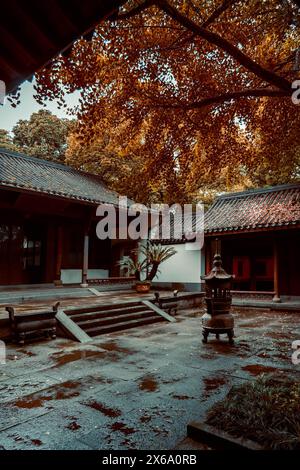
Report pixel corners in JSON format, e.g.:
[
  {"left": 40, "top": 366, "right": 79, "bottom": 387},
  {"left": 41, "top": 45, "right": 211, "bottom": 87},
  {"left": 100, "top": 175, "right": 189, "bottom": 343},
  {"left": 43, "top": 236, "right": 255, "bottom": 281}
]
[
  {"left": 216, "top": 183, "right": 300, "bottom": 200},
  {"left": 0, "top": 147, "right": 70, "bottom": 170}
]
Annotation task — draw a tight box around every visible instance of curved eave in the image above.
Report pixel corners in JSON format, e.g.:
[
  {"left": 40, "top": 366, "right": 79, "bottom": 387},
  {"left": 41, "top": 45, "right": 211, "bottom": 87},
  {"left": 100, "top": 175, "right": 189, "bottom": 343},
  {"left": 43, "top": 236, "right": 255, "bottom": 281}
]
[
  {"left": 0, "top": 181, "right": 122, "bottom": 209},
  {"left": 1, "top": 0, "right": 126, "bottom": 94},
  {"left": 204, "top": 221, "right": 300, "bottom": 236}
]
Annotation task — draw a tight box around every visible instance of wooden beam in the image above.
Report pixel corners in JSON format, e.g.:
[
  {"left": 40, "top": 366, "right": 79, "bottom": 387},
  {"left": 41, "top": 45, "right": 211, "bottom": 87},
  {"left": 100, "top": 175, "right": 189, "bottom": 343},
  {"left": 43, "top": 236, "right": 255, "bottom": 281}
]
[{"left": 205, "top": 224, "right": 300, "bottom": 238}]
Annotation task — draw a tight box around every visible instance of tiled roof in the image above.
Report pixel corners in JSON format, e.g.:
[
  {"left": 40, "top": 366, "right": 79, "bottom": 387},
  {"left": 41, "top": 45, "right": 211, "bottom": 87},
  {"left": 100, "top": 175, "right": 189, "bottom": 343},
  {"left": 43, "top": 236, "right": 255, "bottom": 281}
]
[
  {"left": 205, "top": 184, "right": 300, "bottom": 234},
  {"left": 151, "top": 211, "right": 203, "bottom": 243},
  {"left": 0, "top": 148, "right": 124, "bottom": 206},
  {"left": 157, "top": 184, "right": 300, "bottom": 243}
]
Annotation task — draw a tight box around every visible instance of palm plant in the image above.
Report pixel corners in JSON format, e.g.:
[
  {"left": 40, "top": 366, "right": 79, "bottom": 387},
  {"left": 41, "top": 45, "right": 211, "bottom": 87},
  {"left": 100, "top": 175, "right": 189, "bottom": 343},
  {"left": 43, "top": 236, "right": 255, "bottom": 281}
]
[
  {"left": 118, "top": 255, "right": 148, "bottom": 281},
  {"left": 118, "top": 242, "right": 176, "bottom": 282},
  {"left": 140, "top": 242, "right": 177, "bottom": 281}
]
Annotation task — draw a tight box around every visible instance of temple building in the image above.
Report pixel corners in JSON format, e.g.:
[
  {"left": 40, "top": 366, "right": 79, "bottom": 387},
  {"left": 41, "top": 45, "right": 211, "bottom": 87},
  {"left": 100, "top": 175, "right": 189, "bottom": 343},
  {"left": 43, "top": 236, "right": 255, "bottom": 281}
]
[
  {"left": 204, "top": 184, "right": 300, "bottom": 300},
  {"left": 0, "top": 148, "right": 135, "bottom": 286},
  {"left": 153, "top": 183, "right": 300, "bottom": 300},
  {"left": 1, "top": 149, "right": 299, "bottom": 301}
]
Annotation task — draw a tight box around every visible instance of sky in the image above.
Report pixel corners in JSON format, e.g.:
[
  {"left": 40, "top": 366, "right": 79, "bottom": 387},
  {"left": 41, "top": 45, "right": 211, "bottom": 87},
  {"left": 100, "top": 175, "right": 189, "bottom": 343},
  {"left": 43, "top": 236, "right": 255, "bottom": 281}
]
[{"left": 0, "top": 80, "right": 79, "bottom": 132}]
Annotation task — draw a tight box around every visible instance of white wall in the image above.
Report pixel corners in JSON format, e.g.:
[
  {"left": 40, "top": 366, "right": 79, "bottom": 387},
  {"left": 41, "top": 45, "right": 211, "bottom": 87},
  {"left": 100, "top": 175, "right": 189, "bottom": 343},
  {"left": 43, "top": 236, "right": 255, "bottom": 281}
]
[
  {"left": 153, "top": 243, "right": 202, "bottom": 283},
  {"left": 61, "top": 269, "right": 109, "bottom": 284}
]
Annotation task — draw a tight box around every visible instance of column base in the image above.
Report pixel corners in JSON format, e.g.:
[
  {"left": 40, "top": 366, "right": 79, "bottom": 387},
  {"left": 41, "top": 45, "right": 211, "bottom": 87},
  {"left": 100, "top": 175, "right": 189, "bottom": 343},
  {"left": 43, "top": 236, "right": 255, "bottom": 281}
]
[
  {"left": 272, "top": 295, "right": 281, "bottom": 303},
  {"left": 80, "top": 283, "right": 89, "bottom": 288}
]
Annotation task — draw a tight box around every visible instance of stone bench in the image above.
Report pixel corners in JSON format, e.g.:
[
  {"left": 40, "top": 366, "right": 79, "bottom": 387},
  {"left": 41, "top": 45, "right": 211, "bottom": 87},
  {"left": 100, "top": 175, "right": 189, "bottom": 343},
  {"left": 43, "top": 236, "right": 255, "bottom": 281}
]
[
  {"left": 153, "top": 291, "right": 178, "bottom": 316},
  {"left": 5, "top": 302, "right": 59, "bottom": 344}
]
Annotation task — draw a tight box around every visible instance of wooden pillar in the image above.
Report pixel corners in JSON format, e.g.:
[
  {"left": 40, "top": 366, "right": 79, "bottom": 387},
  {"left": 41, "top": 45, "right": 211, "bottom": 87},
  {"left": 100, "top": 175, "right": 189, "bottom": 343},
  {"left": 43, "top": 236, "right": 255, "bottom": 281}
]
[
  {"left": 205, "top": 240, "right": 212, "bottom": 274},
  {"left": 273, "top": 239, "right": 281, "bottom": 303},
  {"left": 54, "top": 225, "right": 63, "bottom": 286},
  {"left": 81, "top": 209, "right": 93, "bottom": 287},
  {"left": 81, "top": 232, "right": 89, "bottom": 287}
]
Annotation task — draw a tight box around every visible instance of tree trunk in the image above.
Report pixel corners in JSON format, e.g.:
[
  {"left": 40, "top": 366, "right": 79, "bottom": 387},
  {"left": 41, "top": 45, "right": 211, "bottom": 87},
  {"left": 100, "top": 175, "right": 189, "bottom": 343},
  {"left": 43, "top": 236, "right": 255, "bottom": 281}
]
[{"left": 147, "top": 262, "right": 159, "bottom": 281}]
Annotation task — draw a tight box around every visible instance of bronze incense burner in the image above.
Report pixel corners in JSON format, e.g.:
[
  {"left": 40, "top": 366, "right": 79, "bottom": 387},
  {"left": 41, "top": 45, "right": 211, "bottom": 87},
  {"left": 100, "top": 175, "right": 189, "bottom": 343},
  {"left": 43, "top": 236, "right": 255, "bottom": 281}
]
[{"left": 201, "top": 253, "right": 234, "bottom": 344}]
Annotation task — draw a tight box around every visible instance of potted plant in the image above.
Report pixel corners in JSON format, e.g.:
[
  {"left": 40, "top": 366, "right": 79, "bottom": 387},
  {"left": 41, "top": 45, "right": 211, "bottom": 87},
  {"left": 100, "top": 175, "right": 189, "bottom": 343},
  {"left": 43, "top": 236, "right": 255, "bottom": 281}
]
[{"left": 119, "top": 242, "right": 176, "bottom": 293}]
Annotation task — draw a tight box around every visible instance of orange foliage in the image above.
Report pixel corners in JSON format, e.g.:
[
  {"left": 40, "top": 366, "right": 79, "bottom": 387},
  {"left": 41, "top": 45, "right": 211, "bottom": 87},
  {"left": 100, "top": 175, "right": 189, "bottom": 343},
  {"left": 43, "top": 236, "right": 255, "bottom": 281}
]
[{"left": 34, "top": 0, "right": 300, "bottom": 203}]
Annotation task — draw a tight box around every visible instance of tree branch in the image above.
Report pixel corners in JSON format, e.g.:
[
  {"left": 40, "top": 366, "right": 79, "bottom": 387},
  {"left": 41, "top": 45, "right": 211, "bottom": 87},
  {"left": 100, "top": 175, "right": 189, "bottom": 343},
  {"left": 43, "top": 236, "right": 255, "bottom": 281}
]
[
  {"left": 111, "top": 0, "right": 155, "bottom": 21},
  {"left": 202, "top": 0, "right": 237, "bottom": 28},
  {"left": 188, "top": 0, "right": 237, "bottom": 28},
  {"left": 152, "top": 88, "right": 290, "bottom": 109},
  {"left": 156, "top": 0, "right": 292, "bottom": 92},
  {"left": 110, "top": 0, "right": 292, "bottom": 92}
]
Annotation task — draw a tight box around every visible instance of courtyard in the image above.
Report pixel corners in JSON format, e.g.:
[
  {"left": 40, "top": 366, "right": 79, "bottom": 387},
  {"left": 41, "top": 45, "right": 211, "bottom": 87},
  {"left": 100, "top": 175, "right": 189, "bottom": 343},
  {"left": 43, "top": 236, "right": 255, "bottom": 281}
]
[
  {"left": 0, "top": 0, "right": 299, "bottom": 461},
  {"left": 0, "top": 305, "right": 299, "bottom": 450}
]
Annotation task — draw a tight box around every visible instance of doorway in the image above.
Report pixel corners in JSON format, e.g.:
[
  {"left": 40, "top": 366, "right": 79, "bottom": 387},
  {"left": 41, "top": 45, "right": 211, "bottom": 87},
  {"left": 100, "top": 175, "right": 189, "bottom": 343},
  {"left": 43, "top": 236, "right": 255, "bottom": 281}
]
[{"left": 22, "top": 221, "right": 47, "bottom": 284}]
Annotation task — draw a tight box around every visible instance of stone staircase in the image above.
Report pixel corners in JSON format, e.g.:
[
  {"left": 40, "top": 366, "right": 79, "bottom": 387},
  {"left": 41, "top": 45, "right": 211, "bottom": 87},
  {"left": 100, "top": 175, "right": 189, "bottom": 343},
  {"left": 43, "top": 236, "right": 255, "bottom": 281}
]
[{"left": 63, "top": 300, "right": 171, "bottom": 338}]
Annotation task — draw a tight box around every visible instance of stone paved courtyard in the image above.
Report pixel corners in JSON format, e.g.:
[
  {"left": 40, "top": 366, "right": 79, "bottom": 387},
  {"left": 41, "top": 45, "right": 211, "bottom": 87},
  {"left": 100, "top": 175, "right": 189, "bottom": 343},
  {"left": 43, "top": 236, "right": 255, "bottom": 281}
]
[{"left": 0, "top": 306, "right": 299, "bottom": 450}]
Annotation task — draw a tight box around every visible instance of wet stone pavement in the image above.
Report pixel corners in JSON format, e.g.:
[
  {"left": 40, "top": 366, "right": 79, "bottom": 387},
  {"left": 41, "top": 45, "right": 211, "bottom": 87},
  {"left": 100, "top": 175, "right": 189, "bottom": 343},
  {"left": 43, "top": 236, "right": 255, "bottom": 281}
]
[{"left": 0, "top": 306, "right": 299, "bottom": 450}]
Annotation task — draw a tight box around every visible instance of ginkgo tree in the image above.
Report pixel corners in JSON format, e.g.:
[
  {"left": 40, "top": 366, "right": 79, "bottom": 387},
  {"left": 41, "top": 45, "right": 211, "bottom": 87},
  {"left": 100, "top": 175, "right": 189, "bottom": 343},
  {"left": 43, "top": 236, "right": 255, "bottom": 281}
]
[{"left": 32, "top": 0, "right": 300, "bottom": 203}]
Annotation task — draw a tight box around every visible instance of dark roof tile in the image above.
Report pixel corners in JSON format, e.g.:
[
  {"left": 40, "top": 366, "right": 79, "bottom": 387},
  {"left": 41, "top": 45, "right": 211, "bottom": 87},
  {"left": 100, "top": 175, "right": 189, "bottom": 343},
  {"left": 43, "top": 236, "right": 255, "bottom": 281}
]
[
  {"left": 0, "top": 148, "right": 125, "bottom": 206},
  {"left": 159, "top": 184, "right": 300, "bottom": 242},
  {"left": 205, "top": 184, "right": 300, "bottom": 234}
]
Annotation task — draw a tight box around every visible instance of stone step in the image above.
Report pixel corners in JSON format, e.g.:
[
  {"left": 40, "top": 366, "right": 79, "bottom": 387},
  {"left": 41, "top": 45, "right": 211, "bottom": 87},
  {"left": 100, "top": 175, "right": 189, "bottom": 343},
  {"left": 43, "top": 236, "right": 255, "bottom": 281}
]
[
  {"left": 85, "top": 315, "right": 166, "bottom": 336},
  {"left": 68, "top": 304, "right": 148, "bottom": 321},
  {"left": 66, "top": 301, "right": 141, "bottom": 316},
  {"left": 76, "top": 309, "right": 155, "bottom": 329}
]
